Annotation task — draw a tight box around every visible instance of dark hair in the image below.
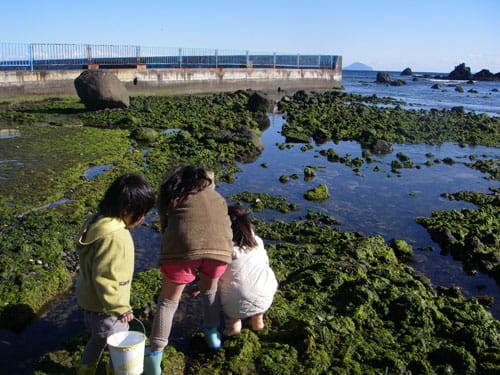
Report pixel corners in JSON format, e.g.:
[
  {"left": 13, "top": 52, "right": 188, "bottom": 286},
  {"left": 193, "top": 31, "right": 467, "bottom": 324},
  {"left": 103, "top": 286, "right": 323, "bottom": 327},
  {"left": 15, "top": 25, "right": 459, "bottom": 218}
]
[
  {"left": 228, "top": 205, "right": 258, "bottom": 248},
  {"left": 157, "top": 164, "right": 213, "bottom": 231},
  {"left": 98, "top": 173, "right": 155, "bottom": 224}
]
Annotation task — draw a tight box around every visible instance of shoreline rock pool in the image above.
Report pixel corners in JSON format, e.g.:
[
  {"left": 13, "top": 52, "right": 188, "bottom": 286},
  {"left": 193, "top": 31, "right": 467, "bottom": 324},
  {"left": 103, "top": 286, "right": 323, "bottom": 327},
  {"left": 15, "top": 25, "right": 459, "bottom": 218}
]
[{"left": 0, "top": 91, "right": 498, "bottom": 374}]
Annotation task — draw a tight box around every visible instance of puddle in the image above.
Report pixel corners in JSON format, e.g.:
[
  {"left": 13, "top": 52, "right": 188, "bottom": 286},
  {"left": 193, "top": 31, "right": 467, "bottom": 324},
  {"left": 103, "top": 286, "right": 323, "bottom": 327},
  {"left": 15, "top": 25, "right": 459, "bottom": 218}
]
[
  {"left": 164, "top": 128, "right": 183, "bottom": 134},
  {"left": 84, "top": 163, "right": 113, "bottom": 180},
  {"left": 0, "top": 129, "right": 21, "bottom": 139},
  {"left": 17, "top": 198, "right": 71, "bottom": 217}
]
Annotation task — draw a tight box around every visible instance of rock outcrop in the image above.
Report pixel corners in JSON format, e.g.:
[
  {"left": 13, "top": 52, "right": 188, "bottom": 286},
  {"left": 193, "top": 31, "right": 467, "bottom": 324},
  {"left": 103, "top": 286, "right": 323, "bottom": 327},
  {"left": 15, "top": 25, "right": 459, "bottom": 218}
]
[
  {"left": 375, "top": 72, "right": 391, "bottom": 84},
  {"left": 74, "top": 70, "right": 130, "bottom": 110}
]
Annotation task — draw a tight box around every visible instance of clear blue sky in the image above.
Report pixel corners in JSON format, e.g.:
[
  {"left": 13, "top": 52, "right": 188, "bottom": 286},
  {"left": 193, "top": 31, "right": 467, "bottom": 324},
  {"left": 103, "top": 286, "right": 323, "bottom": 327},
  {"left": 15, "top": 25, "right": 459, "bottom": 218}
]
[{"left": 2, "top": 0, "right": 499, "bottom": 73}]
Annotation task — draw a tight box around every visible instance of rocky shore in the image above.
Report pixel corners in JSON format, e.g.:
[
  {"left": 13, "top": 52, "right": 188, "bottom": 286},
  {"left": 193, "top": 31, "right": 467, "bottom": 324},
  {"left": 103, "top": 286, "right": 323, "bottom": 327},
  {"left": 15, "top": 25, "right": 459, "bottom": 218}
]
[{"left": 0, "top": 89, "right": 498, "bottom": 374}]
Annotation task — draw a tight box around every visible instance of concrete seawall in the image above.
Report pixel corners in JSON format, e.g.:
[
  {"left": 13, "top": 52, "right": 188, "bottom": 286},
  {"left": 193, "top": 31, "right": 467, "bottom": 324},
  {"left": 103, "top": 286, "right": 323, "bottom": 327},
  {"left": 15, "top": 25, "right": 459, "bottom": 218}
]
[{"left": 0, "top": 62, "right": 342, "bottom": 98}]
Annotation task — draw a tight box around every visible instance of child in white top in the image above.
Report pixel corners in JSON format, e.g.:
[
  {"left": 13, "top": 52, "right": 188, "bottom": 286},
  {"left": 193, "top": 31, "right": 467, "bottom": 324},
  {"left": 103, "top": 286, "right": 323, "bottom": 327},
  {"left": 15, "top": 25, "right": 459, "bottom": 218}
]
[{"left": 219, "top": 205, "right": 278, "bottom": 335}]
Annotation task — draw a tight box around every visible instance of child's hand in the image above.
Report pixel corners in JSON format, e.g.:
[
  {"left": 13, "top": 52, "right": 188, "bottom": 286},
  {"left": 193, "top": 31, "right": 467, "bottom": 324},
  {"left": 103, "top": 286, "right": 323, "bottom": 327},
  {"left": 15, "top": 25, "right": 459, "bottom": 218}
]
[
  {"left": 186, "top": 284, "right": 200, "bottom": 297},
  {"left": 118, "top": 310, "right": 134, "bottom": 323}
]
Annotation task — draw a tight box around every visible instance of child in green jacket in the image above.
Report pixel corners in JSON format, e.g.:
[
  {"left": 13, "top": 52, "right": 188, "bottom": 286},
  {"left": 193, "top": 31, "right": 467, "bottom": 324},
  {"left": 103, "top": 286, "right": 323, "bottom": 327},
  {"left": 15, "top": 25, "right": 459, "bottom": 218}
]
[{"left": 76, "top": 173, "right": 155, "bottom": 374}]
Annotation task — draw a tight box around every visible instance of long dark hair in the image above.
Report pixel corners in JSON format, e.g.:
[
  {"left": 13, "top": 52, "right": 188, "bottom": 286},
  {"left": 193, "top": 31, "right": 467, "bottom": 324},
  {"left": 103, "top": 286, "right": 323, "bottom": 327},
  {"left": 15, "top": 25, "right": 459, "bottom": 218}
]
[
  {"left": 98, "top": 173, "right": 155, "bottom": 223},
  {"left": 157, "top": 164, "right": 213, "bottom": 231},
  {"left": 228, "top": 205, "right": 258, "bottom": 248}
]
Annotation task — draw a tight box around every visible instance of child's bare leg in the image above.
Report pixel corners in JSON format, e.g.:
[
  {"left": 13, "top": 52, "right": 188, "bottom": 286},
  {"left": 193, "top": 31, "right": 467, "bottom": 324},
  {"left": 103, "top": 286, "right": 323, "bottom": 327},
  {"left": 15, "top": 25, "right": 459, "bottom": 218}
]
[
  {"left": 250, "top": 313, "right": 265, "bottom": 331},
  {"left": 224, "top": 316, "right": 242, "bottom": 336}
]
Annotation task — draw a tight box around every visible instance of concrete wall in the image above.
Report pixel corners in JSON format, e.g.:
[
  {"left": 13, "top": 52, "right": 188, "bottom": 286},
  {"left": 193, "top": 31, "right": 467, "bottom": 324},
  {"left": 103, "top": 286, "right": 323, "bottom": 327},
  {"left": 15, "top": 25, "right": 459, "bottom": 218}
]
[{"left": 0, "top": 59, "right": 342, "bottom": 98}]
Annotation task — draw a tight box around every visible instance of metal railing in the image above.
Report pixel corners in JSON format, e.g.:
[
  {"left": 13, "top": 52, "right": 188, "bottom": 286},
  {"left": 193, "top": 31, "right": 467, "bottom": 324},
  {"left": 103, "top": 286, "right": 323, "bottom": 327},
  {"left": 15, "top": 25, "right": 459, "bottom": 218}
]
[{"left": 0, "top": 42, "right": 340, "bottom": 71}]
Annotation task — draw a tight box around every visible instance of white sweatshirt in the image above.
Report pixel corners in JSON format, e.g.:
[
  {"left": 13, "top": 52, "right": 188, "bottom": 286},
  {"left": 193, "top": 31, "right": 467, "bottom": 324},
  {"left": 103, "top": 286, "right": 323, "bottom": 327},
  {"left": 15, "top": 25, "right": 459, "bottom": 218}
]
[{"left": 219, "top": 235, "right": 278, "bottom": 319}]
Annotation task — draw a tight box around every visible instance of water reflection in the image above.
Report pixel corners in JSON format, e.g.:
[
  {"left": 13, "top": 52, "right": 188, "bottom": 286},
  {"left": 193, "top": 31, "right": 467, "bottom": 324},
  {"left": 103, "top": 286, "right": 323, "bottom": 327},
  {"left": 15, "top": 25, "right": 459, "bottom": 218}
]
[
  {"left": 84, "top": 163, "right": 113, "bottom": 180},
  {"left": 216, "top": 114, "right": 500, "bottom": 315},
  {"left": 0, "top": 129, "right": 21, "bottom": 139}
]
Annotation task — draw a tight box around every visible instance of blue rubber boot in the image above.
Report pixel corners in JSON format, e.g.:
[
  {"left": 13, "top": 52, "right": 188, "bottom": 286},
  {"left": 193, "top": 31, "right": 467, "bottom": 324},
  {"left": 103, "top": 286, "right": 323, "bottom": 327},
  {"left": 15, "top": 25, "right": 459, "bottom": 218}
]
[
  {"left": 143, "top": 345, "right": 163, "bottom": 375},
  {"left": 203, "top": 327, "right": 222, "bottom": 350}
]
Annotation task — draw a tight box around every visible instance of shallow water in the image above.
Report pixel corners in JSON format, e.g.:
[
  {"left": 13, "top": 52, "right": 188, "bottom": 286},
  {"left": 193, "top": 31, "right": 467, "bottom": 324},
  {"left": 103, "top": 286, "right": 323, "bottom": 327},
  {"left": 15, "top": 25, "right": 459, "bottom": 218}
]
[
  {"left": 134, "top": 112, "right": 499, "bottom": 313},
  {"left": 342, "top": 70, "right": 500, "bottom": 116}
]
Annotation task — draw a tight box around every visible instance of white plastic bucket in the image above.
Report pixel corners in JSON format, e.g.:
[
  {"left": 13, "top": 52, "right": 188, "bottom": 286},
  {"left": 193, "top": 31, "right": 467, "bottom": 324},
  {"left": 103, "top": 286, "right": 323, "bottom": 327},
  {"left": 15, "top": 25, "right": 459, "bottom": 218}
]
[{"left": 107, "top": 320, "right": 145, "bottom": 375}]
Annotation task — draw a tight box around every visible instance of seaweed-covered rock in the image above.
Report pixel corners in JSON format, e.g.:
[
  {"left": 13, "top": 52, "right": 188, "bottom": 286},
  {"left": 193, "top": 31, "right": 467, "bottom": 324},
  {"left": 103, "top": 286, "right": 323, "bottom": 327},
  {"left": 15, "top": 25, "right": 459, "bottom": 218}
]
[
  {"left": 304, "top": 183, "right": 330, "bottom": 201},
  {"left": 130, "top": 127, "right": 159, "bottom": 143}
]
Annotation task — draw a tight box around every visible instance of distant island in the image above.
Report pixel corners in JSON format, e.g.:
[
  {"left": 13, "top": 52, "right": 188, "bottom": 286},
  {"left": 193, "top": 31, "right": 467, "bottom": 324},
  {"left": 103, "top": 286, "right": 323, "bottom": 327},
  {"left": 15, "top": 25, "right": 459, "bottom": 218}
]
[{"left": 344, "top": 62, "right": 373, "bottom": 71}]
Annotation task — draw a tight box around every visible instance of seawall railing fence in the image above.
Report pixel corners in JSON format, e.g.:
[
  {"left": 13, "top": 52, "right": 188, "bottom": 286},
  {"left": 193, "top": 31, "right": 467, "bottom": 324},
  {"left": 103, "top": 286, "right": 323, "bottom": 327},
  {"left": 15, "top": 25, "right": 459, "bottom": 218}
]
[{"left": 0, "top": 42, "right": 340, "bottom": 71}]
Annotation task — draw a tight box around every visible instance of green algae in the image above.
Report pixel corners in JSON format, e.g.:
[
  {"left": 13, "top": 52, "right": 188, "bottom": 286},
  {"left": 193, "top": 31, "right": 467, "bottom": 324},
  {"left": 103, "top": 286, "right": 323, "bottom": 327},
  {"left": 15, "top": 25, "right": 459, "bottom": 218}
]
[
  {"left": 41, "top": 211, "right": 500, "bottom": 373},
  {"left": 277, "top": 91, "right": 500, "bottom": 147},
  {"left": 2, "top": 92, "right": 499, "bottom": 374},
  {"left": 304, "top": 183, "right": 330, "bottom": 201},
  {"left": 0, "top": 92, "right": 265, "bottom": 331},
  {"left": 0, "top": 209, "right": 74, "bottom": 330},
  {"left": 416, "top": 189, "right": 500, "bottom": 282},
  {"left": 228, "top": 191, "right": 299, "bottom": 213},
  {"left": 0, "top": 123, "right": 131, "bottom": 208}
]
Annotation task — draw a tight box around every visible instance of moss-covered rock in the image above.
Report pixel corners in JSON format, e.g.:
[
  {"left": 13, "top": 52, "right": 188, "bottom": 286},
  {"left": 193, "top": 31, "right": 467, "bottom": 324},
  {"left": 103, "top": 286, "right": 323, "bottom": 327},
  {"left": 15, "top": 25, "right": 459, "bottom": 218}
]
[{"left": 304, "top": 183, "right": 330, "bottom": 201}]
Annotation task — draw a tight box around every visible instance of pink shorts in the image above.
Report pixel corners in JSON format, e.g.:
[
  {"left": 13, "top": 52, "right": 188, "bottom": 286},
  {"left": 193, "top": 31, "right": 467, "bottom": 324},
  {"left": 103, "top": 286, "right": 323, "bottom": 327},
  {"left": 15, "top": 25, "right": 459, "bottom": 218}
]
[{"left": 160, "top": 259, "right": 228, "bottom": 284}]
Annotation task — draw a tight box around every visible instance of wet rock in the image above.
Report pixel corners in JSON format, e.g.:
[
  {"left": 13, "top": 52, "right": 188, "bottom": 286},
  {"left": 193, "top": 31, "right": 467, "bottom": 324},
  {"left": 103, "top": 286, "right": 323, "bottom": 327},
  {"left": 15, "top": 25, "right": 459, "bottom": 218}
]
[
  {"left": 434, "top": 227, "right": 458, "bottom": 246},
  {"left": 375, "top": 72, "right": 391, "bottom": 84},
  {"left": 130, "top": 127, "right": 159, "bottom": 143},
  {"left": 448, "top": 63, "right": 472, "bottom": 81},
  {"left": 246, "top": 91, "right": 273, "bottom": 113},
  {"left": 390, "top": 79, "right": 406, "bottom": 86},
  {"left": 369, "top": 139, "right": 393, "bottom": 154},
  {"left": 0, "top": 303, "right": 36, "bottom": 331},
  {"left": 401, "top": 67, "right": 413, "bottom": 76}
]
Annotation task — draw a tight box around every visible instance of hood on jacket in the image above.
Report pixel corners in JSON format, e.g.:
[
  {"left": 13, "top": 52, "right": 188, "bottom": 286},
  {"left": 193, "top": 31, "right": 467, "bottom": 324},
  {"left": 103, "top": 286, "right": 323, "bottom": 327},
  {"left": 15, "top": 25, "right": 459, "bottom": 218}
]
[{"left": 77, "top": 214, "right": 127, "bottom": 248}]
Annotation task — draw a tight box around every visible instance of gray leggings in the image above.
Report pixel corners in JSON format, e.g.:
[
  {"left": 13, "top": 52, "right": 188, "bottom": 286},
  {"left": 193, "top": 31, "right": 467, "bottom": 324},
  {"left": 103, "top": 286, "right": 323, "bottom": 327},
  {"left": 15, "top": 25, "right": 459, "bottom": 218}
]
[
  {"left": 149, "top": 288, "right": 219, "bottom": 350},
  {"left": 81, "top": 310, "right": 128, "bottom": 365}
]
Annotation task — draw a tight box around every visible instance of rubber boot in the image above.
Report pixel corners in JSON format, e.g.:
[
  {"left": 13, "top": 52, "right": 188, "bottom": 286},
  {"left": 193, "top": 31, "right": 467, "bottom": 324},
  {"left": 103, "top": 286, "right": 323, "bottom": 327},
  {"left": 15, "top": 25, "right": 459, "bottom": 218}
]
[
  {"left": 203, "top": 327, "right": 222, "bottom": 350},
  {"left": 143, "top": 345, "right": 163, "bottom": 375},
  {"left": 77, "top": 363, "right": 97, "bottom": 375}
]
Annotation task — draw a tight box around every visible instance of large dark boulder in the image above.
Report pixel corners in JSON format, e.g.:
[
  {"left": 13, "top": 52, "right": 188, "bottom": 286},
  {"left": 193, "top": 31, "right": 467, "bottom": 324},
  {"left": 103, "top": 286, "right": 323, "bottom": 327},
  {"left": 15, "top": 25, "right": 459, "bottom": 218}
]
[
  {"left": 472, "top": 69, "right": 498, "bottom": 81},
  {"left": 246, "top": 91, "right": 272, "bottom": 113},
  {"left": 448, "top": 63, "right": 472, "bottom": 81},
  {"left": 74, "top": 70, "right": 130, "bottom": 110},
  {"left": 401, "top": 67, "right": 413, "bottom": 76},
  {"left": 375, "top": 72, "right": 391, "bottom": 84}
]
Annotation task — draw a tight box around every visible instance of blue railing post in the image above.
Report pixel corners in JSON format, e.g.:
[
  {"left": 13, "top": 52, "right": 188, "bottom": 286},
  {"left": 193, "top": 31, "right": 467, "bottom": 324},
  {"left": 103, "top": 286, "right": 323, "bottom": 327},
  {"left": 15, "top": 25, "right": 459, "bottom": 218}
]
[
  {"left": 246, "top": 50, "right": 249, "bottom": 68},
  {"left": 86, "top": 45, "right": 92, "bottom": 66},
  {"left": 215, "top": 49, "right": 218, "bottom": 68},
  {"left": 273, "top": 52, "right": 276, "bottom": 69},
  {"left": 28, "top": 43, "right": 34, "bottom": 72},
  {"left": 179, "top": 48, "right": 182, "bottom": 68},
  {"left": 136, "top": 45, "right": 141, "bottom": 64},
  {"left": 297, "top": 54, "right": 300, "bottom": 68}
]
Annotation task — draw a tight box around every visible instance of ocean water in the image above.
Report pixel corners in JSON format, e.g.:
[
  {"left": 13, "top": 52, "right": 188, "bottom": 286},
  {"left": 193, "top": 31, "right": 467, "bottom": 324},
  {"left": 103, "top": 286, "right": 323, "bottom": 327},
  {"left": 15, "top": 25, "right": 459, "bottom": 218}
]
[
  {"left": 341, "top": 69, "right": 500, "bottom": 116},
  {"left": 1, "top": 70, "right": 499, "bottom": 374}
]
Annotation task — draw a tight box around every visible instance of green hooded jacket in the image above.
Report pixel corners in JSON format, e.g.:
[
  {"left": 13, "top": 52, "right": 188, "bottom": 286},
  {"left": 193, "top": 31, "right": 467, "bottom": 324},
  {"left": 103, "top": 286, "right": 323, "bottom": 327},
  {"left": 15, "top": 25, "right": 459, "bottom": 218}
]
[{"left": 75, "top": 214, "right": 134, "bottom": 316}]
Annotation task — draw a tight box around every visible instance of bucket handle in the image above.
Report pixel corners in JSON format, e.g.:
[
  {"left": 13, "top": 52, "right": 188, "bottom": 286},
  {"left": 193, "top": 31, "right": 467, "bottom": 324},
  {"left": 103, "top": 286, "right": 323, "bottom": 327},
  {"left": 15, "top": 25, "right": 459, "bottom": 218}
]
[
  {"left": 130, "top": 317, "right": 146, "bottom": 335},
  {"left": 112, "top": 316, "right": 146, "bottom": 335}
]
